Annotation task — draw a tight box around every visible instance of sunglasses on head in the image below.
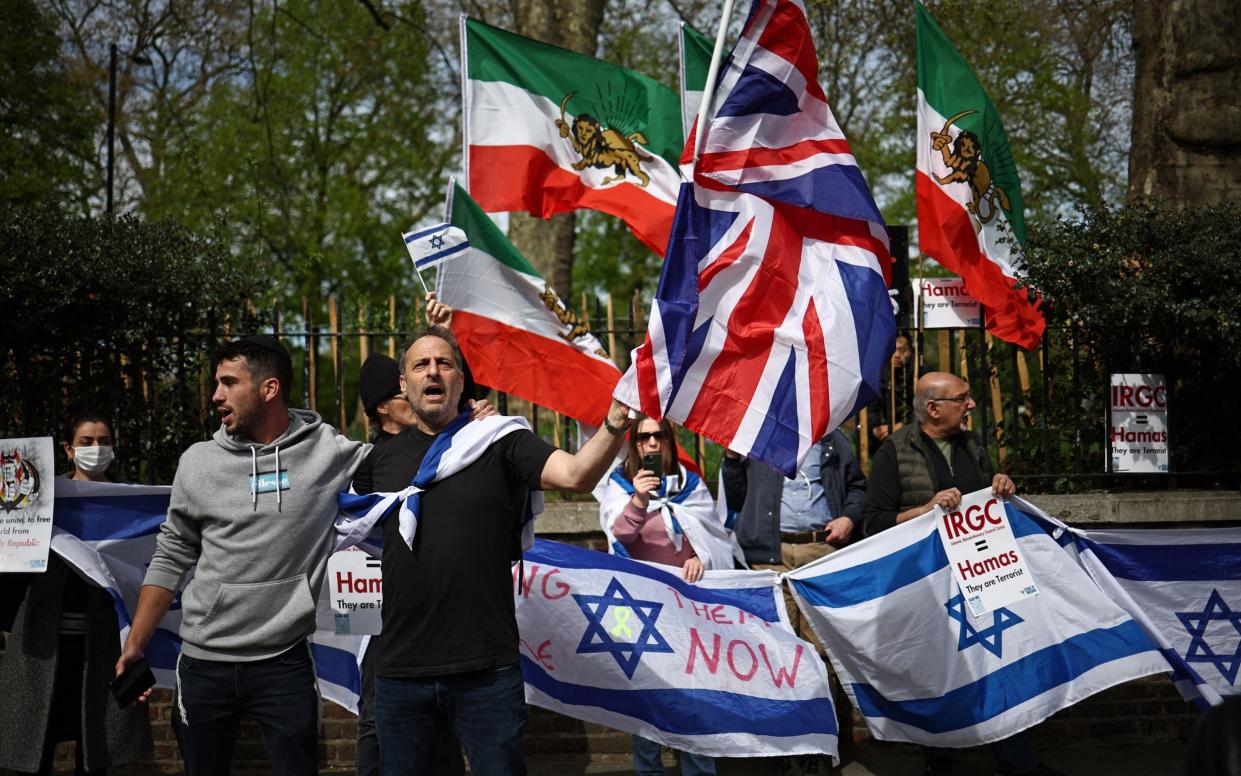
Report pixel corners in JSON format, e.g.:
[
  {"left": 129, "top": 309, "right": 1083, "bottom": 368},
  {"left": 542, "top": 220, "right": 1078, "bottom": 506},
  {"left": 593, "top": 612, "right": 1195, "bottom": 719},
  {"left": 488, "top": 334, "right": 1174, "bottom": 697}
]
[{"left": 634, "top": 431, "right": 664, "bottom": 442}]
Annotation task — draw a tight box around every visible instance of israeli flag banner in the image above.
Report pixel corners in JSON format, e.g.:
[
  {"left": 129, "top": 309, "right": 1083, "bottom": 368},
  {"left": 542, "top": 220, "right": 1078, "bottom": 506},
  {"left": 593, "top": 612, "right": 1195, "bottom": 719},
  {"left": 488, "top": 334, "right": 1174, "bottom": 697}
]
[
  {"left": 785, "top": 496, "right": 1169, "bottom": 747},
  {"left": 1067, "top": 524, "right": 1241, "bottom": 708},
  {"left": 402, "top": 223, "right": 469, "bottom": 271},
  {"left": 52, "top": 480, "right": 365, "bottom": 713},
  {"left": 516, "top": 539, "right": 836, "bottom": 760}
]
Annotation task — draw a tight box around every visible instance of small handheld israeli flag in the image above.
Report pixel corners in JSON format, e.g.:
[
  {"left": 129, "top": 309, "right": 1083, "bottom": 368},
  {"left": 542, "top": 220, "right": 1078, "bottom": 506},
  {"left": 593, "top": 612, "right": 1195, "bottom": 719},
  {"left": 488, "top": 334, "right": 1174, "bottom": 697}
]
[{"left": 403, "top": 223, "right": 469, "bottom": 271}]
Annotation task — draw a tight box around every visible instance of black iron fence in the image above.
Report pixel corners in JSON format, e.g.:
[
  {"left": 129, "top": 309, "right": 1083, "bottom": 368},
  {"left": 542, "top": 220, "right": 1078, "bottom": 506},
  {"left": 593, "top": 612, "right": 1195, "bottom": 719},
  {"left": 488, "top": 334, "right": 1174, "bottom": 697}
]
[{"left": 4, "top": 293, "right": 1235, "bottom": 492}]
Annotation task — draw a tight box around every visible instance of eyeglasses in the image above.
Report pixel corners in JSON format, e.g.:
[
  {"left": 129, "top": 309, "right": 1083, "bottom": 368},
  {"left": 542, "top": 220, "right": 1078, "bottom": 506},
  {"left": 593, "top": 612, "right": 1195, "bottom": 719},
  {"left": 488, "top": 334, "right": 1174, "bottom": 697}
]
[
  {"left": 930, "top": 391, "right": 972, "bottom": 405},
  {"left": 634, "top": 431, "right": 665, "bottom": 443}
]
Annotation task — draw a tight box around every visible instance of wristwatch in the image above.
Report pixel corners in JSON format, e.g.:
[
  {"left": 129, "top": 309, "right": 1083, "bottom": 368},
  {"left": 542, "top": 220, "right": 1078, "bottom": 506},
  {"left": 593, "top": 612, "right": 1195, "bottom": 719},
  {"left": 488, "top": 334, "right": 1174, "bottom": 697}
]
[{"left": 602, "top": 413, "right": 630, "bottom": 435}]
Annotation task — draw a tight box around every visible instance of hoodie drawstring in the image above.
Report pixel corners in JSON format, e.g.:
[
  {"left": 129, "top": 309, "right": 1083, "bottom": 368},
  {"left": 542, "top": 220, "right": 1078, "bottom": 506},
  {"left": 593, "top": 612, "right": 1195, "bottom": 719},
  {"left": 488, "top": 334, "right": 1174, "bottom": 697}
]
[
  {"left": 275, "top": 444, "right": 282, "bottom": 512},
  {"left": 250, "top": 446, "right": 258, "bottom": 510}
]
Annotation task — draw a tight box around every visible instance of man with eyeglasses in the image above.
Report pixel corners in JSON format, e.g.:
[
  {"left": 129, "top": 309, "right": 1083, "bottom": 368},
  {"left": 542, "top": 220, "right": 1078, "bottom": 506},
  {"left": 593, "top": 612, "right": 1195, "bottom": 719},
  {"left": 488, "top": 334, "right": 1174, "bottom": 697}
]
[
  {"left": 721, "top": 428, "right": 866, "bottom": 772},
  {"left": 861, "top": 371, "right": 1014, "bottom": 536},
  {"left": 862, "top": 372, "right": 1061, "bottom": 776}
]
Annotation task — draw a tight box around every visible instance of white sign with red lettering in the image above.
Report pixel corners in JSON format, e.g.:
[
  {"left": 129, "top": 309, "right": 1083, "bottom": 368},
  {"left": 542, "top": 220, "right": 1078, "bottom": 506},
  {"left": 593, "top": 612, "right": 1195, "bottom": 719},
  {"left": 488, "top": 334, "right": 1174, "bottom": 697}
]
[
  {"left": 935, "top": 489, "right": 1038, "bottom": 617},
  {"left": 913, "top": 277, "right": 981, "bottom": 329},
  {"left": 327, "top": 549, "right": 382, "bottom": 635},
  {"left": 1109, "top": 373, "right": 1169, "bottom": 474}
]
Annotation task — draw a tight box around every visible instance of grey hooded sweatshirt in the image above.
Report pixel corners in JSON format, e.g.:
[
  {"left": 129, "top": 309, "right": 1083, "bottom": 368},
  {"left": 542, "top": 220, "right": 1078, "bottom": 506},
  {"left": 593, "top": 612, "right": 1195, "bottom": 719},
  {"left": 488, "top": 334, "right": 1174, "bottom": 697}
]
[{"left": 143, "top": 409, "right": 369, "bottom": 661}]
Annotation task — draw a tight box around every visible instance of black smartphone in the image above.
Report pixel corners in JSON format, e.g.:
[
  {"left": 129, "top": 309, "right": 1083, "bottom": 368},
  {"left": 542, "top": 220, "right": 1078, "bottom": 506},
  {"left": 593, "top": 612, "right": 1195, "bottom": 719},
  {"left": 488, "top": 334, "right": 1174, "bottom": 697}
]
[
  {"left": 111, "top": 657, "right": 155, "bottom": 708},
  {"left": 642, "top": 453, "right": 661, "bottom": 474}
]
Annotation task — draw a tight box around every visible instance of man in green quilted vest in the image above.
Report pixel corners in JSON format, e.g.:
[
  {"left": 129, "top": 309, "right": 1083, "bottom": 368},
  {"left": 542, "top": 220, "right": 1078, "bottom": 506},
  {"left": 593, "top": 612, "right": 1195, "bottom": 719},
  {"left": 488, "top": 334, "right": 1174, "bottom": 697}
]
[
  {"left": 861, "top": 371, "right": 1015, "bottom": 536},
  {"left": 861, "top": 371, "right": 1065, "bottom": 776}
]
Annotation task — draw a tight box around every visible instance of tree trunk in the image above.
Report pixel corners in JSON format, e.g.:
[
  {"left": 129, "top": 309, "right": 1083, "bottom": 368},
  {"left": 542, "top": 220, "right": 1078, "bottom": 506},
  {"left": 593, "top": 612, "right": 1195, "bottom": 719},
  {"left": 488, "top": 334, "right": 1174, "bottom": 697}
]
[
  {"left": 1128, "top": 0, "right": 1241, "bottom": 205},
  {"left": 506, "top": 0, "right": 607, "bottom": 298}
]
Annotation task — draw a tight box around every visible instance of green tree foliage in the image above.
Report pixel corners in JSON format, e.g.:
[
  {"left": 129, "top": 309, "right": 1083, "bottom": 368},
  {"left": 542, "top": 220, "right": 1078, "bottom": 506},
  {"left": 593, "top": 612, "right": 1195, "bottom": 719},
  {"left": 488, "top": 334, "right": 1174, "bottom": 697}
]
[
  {"left": 0, "top": 0, "right": 98, "bottom": 211},
  {"left": 1023, "top": 202, "right": 1241, "bottom": 476},
  {"left": 146, "top": 0, "right": 451, "bottom": 307},
  {"left": 0, "top": 207, "right": 246, "bottom": 482}
]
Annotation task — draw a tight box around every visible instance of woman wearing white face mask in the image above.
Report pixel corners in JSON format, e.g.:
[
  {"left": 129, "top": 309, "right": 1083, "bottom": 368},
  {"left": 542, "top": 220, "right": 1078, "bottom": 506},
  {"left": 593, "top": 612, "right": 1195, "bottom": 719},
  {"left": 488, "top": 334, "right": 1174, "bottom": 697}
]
[
  {"left": 0, "top": 412, "right": 151, "bottom": 774},
  {"left": 62, "top": 414, "right": 116, "bottom": 482}
]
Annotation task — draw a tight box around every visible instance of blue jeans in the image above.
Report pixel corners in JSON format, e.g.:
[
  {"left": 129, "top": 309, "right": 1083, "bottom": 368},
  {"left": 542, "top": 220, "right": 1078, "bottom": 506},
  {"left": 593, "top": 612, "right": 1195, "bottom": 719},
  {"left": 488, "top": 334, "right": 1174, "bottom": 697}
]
[
  {"left": 632, "top": 736, "right": 716, "bottom": 776},
  {"left": 374, "top": 664, "right": 526, "bottom": 776},
  {"left": 171, "top": 642, "right": 318, "bottom": 776}
]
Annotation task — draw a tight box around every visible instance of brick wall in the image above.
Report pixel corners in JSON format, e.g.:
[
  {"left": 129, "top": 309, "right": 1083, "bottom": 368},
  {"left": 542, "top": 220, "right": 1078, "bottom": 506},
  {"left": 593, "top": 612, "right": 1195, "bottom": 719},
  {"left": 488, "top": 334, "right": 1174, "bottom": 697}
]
[{"left": 43, "top": 672, "right": 1195, "bottom": 773}]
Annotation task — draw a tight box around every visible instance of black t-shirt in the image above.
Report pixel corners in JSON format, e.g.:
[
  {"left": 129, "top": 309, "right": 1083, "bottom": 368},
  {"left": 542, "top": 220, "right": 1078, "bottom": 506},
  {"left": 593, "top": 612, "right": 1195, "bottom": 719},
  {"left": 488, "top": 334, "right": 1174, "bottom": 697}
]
[{"left": 351, "top": 425, "right": 556, "bottom": 678}]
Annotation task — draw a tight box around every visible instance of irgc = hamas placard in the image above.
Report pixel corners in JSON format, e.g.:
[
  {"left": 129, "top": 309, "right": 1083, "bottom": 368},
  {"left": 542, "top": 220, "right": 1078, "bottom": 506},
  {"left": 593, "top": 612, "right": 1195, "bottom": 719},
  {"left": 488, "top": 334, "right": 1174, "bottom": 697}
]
[
  {"left": 936, "top": 488, "right": 1038, "bottom": 617},
  {"left": 0, "top": 436, "right": 55, "bottom": 572}
]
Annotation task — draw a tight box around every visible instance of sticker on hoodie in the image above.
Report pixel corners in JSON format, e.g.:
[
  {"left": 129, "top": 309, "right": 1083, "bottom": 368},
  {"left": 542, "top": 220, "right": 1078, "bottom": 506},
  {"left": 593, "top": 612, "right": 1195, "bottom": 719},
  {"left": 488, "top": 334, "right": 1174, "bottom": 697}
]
[{"left": 249, "top": 469, "right": 290, "bottom": 494}]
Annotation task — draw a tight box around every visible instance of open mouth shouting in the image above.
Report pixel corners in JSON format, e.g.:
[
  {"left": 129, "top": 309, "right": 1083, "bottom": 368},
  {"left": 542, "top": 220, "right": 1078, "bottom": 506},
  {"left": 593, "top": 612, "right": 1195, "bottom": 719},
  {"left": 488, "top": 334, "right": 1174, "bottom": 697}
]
[{"left": 421, "top": 383, "right": 447, "bottom": 403}]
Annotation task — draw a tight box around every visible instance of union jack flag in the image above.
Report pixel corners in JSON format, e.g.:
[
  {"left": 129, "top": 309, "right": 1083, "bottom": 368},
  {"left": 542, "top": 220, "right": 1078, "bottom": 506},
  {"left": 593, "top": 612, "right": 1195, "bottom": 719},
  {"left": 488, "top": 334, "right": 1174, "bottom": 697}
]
[{"left": 614, "top": 0, "right": 894, "bottom": 477}]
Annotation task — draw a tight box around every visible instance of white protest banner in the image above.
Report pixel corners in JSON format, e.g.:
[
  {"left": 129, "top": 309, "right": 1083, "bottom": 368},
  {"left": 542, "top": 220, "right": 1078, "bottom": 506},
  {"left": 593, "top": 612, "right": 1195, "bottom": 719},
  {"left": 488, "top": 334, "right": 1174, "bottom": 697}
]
[
  {"left": 1109, "top": 373, "right": 1169, "bottom": 473},
  {"left": 913, "top": 277, "right": 981, "bottom": 329},
  {"left": 0, "top": 436, "right": 55, "bottom": 572},
  {"left": 327, "top": 549, "right": 383, "bottom": 635},
  {"left": 515, "top": 539, "right": 837, "bottom": 760},
  {"left": 936, "top": 488, "right": 1038, "bottom": 617},
  {"left": 787, "top": 501, "right": 1168, "bottom": 747}
]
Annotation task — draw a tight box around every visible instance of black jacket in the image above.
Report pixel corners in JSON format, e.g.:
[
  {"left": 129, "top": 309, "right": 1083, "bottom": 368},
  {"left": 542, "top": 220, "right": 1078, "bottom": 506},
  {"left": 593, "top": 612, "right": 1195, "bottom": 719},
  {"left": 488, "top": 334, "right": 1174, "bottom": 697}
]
[{"left": 721, "top": 429, "right": 867, "bottom": 565}]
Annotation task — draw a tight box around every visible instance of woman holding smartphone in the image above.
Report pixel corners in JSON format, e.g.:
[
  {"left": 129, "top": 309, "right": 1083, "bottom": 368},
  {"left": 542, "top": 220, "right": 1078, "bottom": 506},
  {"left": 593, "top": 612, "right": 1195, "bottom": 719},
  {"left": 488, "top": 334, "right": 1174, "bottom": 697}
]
[
  {"left": 596, "top": 415, "right": 738, "bottom": 776},
  {"left": 598, "top": 416, "right": 738, "bottom": 581}
]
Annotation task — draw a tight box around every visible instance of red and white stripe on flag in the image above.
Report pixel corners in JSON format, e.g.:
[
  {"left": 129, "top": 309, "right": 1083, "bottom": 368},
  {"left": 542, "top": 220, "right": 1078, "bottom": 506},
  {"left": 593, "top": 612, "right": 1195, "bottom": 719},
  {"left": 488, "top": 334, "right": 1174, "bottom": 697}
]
[{"left": 616, "top": 0, "right": 895, "bottom": 478}]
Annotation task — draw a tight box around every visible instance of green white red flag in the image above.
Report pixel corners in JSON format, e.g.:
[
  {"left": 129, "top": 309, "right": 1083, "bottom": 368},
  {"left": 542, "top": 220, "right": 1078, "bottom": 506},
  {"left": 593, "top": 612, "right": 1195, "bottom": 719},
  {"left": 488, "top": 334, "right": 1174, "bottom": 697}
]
[
  {"left": 436, "top": 182, "right": 621, "bottom": 425},
  {"left": 915, "top": 1, "right": 1044, "bottom": 349},
  {"left": 461, "top": 17, "right": 682, "bottom": 255},
  {"left": 678, "top": 22, "right": 713, "bottom": 142}
]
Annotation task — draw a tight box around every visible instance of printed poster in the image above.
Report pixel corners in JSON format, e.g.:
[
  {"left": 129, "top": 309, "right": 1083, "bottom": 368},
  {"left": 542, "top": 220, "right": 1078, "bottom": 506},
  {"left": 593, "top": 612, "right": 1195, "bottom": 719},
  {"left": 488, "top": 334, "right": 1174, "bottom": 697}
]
[{"left": 0, "top": 436, "right": 55, "bottom": 572}]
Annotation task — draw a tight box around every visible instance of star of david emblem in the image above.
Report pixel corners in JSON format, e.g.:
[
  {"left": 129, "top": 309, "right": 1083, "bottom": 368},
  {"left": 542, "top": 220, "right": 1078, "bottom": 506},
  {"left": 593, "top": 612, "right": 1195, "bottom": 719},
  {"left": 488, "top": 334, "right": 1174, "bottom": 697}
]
[
  {"left": 573, "top": 577, "right": 673, "bottom": 679},
  {"left": 1176, "top": 589, "right": 1241, "bottom": 685},
  {"left": 946, "top": 594, "right": 1023, "bottom": 659},
  {"left": 429, "top": 234, "right": 446, "bottom": 250}
]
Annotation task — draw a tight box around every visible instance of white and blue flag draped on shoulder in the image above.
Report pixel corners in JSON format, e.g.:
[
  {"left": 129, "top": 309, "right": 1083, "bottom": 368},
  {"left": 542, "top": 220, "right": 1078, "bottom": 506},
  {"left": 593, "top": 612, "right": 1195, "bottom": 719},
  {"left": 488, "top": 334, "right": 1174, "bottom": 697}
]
[
  {"left": 615, "top": 0, "right": 894, "bottom": 478},
  {"left": 49, "top": 480, "right": 365, "bottom": 712},
  {"left": 596, "top": 463, "right": 742, "bottom": 572},
  {"left": 515, "top": 539, "right": 836, "bottom": 759},
  {"left": 402, "top": 223, "right": 470, "bottom": 271},
  {"left": 785, "top": 497, "right": 1168, "bottom": 747},
  {"left": 1064, "top": 523, "right": 1241, "bottom": 709},
  {"left": 336, "top": 412, "right": 544, "bottom": 553}
]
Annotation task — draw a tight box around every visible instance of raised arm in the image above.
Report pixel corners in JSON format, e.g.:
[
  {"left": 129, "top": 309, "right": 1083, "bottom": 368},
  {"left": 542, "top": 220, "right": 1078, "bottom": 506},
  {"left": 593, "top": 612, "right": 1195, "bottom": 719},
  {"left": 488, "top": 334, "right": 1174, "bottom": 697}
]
[{"left": 540, "top": 399, "right": 632, "bottom": 492}]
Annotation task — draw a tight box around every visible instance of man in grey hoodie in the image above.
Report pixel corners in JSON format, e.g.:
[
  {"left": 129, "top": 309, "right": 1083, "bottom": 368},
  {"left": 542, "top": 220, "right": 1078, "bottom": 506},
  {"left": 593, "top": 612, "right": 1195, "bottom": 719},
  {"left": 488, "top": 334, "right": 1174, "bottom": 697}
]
[{"left": 115, "top": 334, "right": 370, "bottom": 776}]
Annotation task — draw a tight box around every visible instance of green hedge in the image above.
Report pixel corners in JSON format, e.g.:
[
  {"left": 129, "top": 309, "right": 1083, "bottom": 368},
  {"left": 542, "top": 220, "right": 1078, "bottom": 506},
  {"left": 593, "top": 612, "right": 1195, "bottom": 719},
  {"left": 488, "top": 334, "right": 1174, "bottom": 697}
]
[{"left": 1, "top": 206, "right": 245, "bottom": 482}]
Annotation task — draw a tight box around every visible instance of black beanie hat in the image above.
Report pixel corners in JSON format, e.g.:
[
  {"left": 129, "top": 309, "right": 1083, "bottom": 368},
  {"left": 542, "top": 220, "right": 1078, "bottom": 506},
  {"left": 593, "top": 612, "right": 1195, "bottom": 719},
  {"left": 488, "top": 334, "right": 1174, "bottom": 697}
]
[{"left": 359, "top": 353, "right": 402, "bottom": 415}]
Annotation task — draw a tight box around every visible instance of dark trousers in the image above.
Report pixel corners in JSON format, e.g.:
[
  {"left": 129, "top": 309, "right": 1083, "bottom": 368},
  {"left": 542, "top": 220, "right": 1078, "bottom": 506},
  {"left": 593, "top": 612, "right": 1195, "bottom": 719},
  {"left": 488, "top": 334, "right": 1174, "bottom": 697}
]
[
  {"left": 374, "top": 664, "right": 526, "bottom": 776},
  {"left": 358, "top": 648, "right": 464, "bottom": 776},
  {"left": 171, "top": 642, "right": 319, "bottom": 776},
  {"left": 30, "top": 635, "right": 103, "bottom": 776}
]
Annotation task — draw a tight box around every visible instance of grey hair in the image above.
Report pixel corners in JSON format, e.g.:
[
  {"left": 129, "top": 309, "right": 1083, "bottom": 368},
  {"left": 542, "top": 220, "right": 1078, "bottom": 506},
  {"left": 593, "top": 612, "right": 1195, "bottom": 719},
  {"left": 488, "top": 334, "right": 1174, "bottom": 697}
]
[{"left": 400, "top": 325, "right": 464, "bottom": 372}]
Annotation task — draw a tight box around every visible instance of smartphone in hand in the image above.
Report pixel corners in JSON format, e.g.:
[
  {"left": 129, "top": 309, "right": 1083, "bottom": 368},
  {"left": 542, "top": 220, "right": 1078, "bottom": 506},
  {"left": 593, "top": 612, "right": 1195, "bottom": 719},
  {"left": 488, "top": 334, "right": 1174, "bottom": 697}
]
[
  {"left": 111, "top": 657, "right": 155, "bottom": 708},
  {"left": 642, "top": 453, "right": 661, "bottom": 475}
]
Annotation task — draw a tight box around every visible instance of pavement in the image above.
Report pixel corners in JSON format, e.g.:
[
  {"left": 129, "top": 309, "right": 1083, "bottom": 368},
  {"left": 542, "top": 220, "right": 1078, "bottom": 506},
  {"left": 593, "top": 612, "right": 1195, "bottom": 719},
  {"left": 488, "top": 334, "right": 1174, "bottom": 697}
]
[
  {"left": 530, "top": 739, "right": 1188, "bottom": 775},
  {"left": 85, "top": 738, "right": 1188, "bottom": 776}
]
